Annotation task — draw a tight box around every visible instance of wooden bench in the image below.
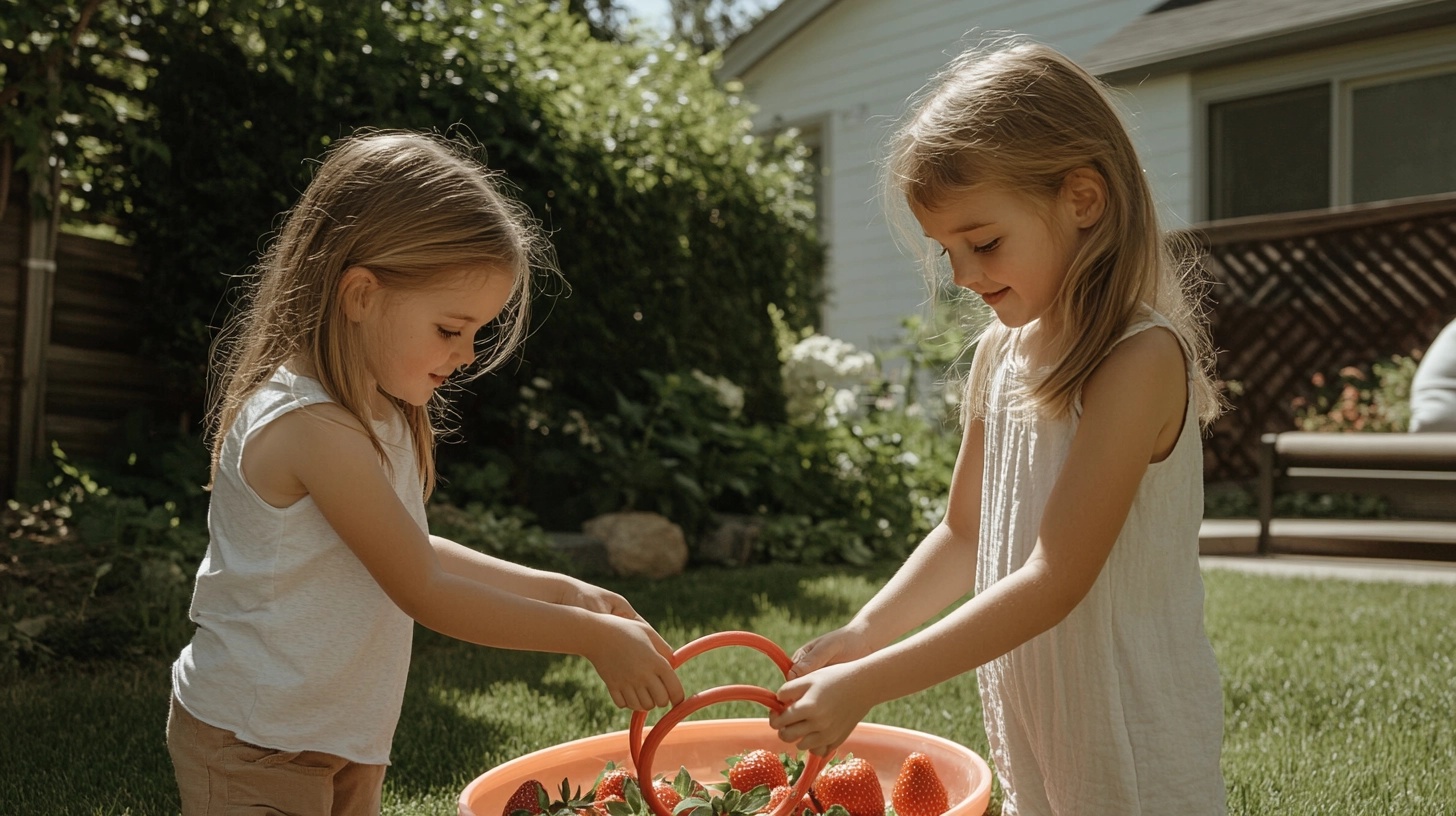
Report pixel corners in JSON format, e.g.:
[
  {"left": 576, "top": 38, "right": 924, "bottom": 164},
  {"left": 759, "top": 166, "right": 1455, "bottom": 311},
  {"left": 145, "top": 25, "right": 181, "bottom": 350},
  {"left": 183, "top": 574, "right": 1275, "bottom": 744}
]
[{"left": 1256, "top": 431, "right": 1456, "bottom": 560}]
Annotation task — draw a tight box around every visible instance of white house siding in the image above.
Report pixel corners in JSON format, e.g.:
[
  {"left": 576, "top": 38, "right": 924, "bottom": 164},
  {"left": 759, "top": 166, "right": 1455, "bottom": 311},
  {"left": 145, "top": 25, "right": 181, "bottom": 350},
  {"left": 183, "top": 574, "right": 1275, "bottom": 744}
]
[
  {"left": 736, "top": 0, "right": 1163, "bottom": 352},
  {"left": 1112, "top": 73, "right": 1197, "bottom": 230}
]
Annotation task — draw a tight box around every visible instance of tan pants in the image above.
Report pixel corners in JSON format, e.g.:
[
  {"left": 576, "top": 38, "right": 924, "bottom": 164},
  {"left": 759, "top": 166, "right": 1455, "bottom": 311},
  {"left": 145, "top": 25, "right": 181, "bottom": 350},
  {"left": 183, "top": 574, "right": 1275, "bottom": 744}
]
[{"left": 166, "top": 694, "right": 386, "bottom": 816}]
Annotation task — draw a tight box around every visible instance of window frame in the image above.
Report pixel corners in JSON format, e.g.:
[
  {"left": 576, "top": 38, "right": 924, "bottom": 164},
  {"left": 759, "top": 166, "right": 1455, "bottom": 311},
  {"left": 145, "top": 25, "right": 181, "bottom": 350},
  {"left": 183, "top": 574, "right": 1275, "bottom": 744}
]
[
  {"left": 1338, "top": 60, "right": 1456, "bottom": 206},
  {"left": 1191, "top": 28, "right": 1456, "bottom": 221}
]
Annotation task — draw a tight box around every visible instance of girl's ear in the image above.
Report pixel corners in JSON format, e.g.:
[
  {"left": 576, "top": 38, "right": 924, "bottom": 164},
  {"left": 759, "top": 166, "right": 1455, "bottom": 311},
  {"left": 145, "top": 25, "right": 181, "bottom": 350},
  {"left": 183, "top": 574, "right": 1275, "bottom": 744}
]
[
  {"left": 339, "top": 266, "right": 381, "bottom": 323},
  {"left": 1062, "top": 167, "right": 1107, "bottom": 229}
]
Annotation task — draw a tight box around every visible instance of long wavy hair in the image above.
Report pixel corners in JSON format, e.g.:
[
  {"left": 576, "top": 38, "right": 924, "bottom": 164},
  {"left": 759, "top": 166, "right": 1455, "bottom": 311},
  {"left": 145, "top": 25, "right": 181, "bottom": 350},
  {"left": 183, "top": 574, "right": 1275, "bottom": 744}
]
[
  {"left": 884, "top": 38, "right": 1222, "bottom": 427},
  {"left": 207, "top": 129, "right": 553, "bottom": 496}
]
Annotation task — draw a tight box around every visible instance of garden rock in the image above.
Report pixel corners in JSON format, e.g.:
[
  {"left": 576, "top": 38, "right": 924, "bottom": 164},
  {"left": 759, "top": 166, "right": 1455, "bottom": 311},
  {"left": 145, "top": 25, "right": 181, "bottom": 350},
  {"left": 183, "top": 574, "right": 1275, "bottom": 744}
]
[{"left": 582, "top": 512, "right": 688, "bottom": 579}]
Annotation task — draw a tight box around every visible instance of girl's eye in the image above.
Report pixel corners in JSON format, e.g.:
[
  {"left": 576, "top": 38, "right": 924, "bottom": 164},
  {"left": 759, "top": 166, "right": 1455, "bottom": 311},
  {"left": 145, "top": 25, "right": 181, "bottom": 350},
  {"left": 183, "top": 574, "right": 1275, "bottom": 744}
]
[
  {"left": 974, "top": 238, "right": 1001, "bottom": 254},
  {"left": 437, "top": 327, "right": 463, "bottom": 339}
]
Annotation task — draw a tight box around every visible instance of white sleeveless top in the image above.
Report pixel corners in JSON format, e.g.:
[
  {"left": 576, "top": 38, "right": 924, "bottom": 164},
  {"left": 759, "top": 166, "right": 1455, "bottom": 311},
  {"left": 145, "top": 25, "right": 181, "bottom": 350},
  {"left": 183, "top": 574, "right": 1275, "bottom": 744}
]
[
  {"left": 975, "top": 312, "right": 1226, "bottom": 815},
  {"left": 173, "top": 367, "right": 424, "bottom": 764}
]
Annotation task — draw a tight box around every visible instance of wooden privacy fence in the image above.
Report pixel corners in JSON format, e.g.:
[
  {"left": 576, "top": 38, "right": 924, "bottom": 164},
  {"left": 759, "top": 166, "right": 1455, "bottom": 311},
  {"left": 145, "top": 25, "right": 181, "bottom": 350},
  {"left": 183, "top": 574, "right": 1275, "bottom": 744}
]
[
  {"left": 1193, "top": 192, "right": 1456, "bottom": 483},
  {"left": 1, "top": 189, "right": 169, "bottom": 498}
]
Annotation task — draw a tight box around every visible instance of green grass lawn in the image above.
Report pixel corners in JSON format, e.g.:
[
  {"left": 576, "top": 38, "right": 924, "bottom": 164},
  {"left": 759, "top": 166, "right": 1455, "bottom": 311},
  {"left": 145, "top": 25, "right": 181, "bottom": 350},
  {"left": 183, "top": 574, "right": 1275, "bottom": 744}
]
[{"left": 2, "top": 564, "right": 1453, "bottom": 815}]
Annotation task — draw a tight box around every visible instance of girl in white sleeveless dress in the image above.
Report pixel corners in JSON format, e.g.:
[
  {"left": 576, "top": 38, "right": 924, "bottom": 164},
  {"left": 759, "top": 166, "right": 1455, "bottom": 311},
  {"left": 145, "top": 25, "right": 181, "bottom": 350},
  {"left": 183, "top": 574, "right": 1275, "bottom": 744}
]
[{"left": 769, "top": 39, "right": 1227, "bottom": 815}]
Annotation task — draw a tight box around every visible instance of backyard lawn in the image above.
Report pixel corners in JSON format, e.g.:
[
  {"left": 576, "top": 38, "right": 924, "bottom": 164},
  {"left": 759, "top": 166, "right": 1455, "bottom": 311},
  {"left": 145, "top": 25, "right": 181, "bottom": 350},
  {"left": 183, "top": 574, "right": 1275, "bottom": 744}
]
[{"left": 2, "top": 564, "right": 1452, "bottom": 815}]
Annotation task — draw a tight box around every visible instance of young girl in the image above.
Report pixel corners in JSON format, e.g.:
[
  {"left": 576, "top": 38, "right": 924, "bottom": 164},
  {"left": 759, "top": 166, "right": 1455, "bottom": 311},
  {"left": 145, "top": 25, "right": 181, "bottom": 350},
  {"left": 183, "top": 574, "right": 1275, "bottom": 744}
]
[
  {"left": 768, "top": 41, "right": 1228, "bottom": 814},
  {"left": 168, "top": 130, "right": 684, "bottom": 815}
]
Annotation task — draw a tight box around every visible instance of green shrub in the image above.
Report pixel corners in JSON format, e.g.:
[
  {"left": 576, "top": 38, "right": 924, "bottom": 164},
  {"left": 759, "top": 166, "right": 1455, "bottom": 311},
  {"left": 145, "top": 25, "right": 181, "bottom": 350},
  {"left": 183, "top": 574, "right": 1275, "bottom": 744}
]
[
  {"left": 461, "top": 311, "right": 963, "bottom": 565},
  {"left": 66, "top": 0, "right": 821, "bottom": 431},
  {"left": 1292, "top": 354, "right": 1417, "bottom": 432},
  {"left": 0, "top": 445, "right": 207, "bottom": 669},
  {"left": 425, "top": 502, "right": 567, "bottom": 572}
]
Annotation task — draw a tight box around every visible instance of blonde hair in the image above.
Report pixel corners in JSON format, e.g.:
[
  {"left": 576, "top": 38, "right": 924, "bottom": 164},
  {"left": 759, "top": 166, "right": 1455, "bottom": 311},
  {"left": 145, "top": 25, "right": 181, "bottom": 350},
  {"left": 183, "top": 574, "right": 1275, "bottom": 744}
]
[
  {"left": 207, "top": 129, "right": 551, "bottom": 496},
  {"left": 885, "top": 38, "right": 1222, "bottom": 427}
]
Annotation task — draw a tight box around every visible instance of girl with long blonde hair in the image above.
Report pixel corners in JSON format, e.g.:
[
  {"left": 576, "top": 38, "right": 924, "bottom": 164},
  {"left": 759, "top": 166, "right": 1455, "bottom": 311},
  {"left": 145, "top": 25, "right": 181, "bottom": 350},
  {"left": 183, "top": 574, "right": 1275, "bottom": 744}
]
[
  {"left": 771, "top": 40, "right": 1227, "bottom": 815},
  {"left": 168, "top": 130, "right": 683, "bottom": 815}
]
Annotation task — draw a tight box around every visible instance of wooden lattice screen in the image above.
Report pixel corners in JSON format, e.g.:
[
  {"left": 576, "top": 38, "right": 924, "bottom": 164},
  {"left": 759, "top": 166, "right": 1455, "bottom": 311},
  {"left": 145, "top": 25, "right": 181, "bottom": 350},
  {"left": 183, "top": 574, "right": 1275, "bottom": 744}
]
[{"left": 1191, "top": 193, "right": 1456, "bottom": 483}]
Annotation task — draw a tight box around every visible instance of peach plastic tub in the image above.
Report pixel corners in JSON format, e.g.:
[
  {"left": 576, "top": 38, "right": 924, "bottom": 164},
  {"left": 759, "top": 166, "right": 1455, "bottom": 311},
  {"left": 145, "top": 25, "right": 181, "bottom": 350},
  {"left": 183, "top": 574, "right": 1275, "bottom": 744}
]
[
  {"left": 457, "top": 719, "right": 992, "bottom": 816},
  {"left": 459, "top": 632, "right": 991, "bottom": 816}
]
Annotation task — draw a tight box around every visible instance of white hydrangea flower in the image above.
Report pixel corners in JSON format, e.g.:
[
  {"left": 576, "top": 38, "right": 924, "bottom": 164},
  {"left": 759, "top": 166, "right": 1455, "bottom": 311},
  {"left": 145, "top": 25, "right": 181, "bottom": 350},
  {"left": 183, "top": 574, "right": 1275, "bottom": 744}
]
[
  {"left": 782, "top": 332, "right": 880, "bottom": 426},
  {"left": 690, "top": 369, "right": 745, "bottom": 418}
]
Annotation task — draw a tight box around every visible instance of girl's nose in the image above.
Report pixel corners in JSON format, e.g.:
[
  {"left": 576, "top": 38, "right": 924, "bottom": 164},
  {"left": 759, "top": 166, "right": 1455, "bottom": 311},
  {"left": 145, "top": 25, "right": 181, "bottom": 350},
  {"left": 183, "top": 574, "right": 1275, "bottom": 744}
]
[
  {"left": 950, "top": 257, "right": 981, "bottom": 290},
  {"left": 452, "top": 337, "right": 475, "bottom": 367}
]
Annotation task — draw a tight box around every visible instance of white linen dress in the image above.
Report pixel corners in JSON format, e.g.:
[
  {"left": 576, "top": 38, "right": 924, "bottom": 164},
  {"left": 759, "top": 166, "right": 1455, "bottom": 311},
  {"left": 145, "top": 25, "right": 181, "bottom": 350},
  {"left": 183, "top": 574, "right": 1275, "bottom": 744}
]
[{"left": 974, "top": 312, "right": 1227, "bottom": 815}]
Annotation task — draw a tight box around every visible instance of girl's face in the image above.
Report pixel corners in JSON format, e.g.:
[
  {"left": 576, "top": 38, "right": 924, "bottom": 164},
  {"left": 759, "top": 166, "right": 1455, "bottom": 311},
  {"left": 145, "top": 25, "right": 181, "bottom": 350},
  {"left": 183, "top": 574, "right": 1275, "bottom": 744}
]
[
  {"left": 913, "top": 179, "right": 1097, "bottom": 332},
  {"left": 358, "top": 266, "right": 516, "bottom": 407}
]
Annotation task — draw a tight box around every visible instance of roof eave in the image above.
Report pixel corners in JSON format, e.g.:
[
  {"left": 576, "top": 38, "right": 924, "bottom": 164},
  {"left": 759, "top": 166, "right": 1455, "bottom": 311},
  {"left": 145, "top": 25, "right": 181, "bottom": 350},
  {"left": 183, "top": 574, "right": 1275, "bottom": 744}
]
[
  {"left": 719, "top": 0, "right": 840, "bottom": 79},
  {"left": 1094, "top": 1, "right": 1456, "bottom": 83}
]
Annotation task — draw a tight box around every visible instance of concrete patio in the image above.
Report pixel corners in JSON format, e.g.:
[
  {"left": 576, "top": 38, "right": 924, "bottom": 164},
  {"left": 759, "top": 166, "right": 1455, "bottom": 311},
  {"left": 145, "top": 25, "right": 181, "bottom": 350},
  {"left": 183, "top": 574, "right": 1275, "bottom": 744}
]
[{"left": 1200, "top": 518, "right": 1456, "bottom": 584}]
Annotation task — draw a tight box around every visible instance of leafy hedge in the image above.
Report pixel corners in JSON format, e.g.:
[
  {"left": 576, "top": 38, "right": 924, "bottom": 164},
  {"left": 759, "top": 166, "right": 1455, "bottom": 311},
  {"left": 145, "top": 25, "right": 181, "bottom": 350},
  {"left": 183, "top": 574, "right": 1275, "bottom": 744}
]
[{"left": 58, "top": 0, "right": 821, "bottom": 485}]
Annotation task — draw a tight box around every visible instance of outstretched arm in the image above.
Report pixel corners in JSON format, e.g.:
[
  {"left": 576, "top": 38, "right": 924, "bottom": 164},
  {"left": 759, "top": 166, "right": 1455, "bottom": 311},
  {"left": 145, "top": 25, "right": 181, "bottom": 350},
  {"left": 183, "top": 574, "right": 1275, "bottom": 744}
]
[
  {"left": 247, "top": 404, "right": 684, "bottom": 711},
  {"left": 430, "top": 536, "right": 641, "bottom": 618},
  {"left": 772, "top": 328, "right": 1189, "bottom": 753},
  {"left": 785, "top": 418, "right": 985, "bottom": 677}
]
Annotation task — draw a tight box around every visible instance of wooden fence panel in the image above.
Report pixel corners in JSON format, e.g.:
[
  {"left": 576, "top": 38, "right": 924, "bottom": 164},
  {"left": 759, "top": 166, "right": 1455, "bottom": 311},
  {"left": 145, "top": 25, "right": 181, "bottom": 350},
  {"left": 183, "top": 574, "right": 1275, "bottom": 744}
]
[
  {"left": 1194, "top": 193, "right": 1456, "bottom": 482},
  {"left": 1, "top": 185, "right": 169, "bottom": 496},
  {"left": 0, "top": 192, "right": 24, "bottom": 488}
]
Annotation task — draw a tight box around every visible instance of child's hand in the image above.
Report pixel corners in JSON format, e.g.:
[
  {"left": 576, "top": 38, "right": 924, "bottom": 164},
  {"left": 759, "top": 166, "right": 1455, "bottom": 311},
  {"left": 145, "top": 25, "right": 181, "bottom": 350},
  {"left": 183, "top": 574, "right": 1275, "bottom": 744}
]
[
  {"left": 584, "top": 614, "right": 685, "bottom": 711},
  {"left": 788, "top": 626, "right": 872, "bottom": 679},
  {"left": 769, "top": 662, "right": 874, "bottom": 756}
]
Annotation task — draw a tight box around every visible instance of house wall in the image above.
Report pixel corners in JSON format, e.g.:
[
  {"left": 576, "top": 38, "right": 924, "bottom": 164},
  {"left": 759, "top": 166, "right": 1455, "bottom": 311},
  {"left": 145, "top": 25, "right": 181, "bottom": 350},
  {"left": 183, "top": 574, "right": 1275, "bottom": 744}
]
[
  {"left": 737, "top": 0, "right": 1162, "bottom": 352},
  {"left": 1115, "top": 73, "right": 1197, "bottom": 230}
]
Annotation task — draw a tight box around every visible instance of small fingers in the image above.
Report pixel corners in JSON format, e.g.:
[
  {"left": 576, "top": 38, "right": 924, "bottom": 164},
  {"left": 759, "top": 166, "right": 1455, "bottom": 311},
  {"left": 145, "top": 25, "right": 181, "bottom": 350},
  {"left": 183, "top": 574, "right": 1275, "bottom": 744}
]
[
  {"left": 662, "top": 668, "right": 686, "bottom": 705},
  {"left": 789, "top": 643, "right": 830, "bottom": 679}
]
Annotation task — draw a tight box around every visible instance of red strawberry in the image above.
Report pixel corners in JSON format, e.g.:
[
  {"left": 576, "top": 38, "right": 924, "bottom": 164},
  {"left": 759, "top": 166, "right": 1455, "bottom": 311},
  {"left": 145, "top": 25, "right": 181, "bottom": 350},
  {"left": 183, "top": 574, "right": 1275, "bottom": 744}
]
[
  {"left": 728, "top": 749, "right": 790, "bottom": 793},
  {"left": 651, "top": 779, "right": 684, "bottom": 811},
  {"left": 595, "top": 770, "right": 637, "bottom": 802},
  {"left": 811, "top": 757, "right": 884, "bottom": 816},
  {"left": 890, "top": 753, "right": 948, "bottom": 816},
  {"left": 503, "top": 780, "right": 547, "bottom": 816},
  {"left": 759, "top": 785, "right": 816, "bottom": 815}
]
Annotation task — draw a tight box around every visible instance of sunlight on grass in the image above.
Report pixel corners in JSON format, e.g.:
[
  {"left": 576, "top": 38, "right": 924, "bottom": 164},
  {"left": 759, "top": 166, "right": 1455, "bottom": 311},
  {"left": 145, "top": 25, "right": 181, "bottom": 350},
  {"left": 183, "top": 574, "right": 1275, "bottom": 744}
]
[{"left": 3, "top": 564, "right": 1453, "bottom": 815}]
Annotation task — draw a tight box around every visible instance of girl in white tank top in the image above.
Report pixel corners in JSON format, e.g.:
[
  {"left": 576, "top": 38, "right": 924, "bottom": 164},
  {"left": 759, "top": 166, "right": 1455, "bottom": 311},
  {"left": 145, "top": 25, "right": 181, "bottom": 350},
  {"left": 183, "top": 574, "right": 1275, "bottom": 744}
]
[{"left": 169, "top": 131, "right": 684, "bottom": 816}]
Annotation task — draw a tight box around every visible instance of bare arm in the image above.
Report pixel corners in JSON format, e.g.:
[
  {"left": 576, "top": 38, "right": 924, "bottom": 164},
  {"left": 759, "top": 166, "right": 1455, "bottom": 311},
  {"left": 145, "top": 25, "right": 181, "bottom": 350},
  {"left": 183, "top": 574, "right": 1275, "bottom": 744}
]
[
  {"left": 772, "top": 328, "right": 1189, "bottom": 753},
  {"left": 785, "top": 419, "right": 984, "bottom": 676},
  {"left": 429, "top": 536, "right": 640, "bottom": 618},
  {"left": 246, "top": 405, "right": 684, "bottom": 710}
]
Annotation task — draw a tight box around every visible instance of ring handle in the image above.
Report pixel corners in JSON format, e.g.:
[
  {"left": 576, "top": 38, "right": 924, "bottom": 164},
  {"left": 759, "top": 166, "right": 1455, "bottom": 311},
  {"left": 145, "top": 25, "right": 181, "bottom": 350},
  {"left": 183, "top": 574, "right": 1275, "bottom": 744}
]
[
  {"left": 629, "top": 631, "right": 794, "bottom": 769},
  {"left": 629, "top": 632, "right": 828, "bottom": 816}
]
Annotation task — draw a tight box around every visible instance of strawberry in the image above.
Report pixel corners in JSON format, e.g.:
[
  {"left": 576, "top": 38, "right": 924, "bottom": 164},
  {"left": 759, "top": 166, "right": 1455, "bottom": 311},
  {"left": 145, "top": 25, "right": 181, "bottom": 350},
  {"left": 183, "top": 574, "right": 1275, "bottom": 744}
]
[
  {"left": 810, "top": 757, "right": 884, "bottom": 816},
  {"left": 889, "top": 753, "right": 948, "bottom": 816},
  {"left": 652, "top": 779, "right": 684, "bottom": 812},
  {"left": 503, "top": 780, "right": 547, "bottom": 816},
  {"left": 758, "top": 785, "right": 816, "bottom": 816},
  {"left": 595, "top": 769, "right": 638, "bottom": 803},
  {"left": 728, "top": 749, "right": 790, "bottom": 793}
]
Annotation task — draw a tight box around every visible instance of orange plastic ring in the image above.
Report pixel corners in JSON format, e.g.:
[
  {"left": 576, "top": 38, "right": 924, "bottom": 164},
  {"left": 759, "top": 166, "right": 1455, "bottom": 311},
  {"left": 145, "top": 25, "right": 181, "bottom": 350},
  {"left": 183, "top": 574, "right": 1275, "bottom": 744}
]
[{"left": 629, "top": 632, "right": 829, "bottom": 816}]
